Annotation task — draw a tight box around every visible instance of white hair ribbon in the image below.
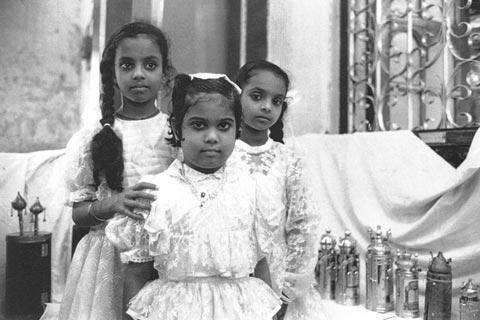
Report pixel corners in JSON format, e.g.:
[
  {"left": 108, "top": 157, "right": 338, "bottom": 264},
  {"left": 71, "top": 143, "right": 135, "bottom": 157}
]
[{"left": 189, "top": 73, "right": 242, "bottom": 94}]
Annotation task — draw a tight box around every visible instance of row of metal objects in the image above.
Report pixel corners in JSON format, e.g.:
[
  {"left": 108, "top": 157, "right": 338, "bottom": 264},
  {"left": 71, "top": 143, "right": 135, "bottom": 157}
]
[{"left": 314, "top": 226, "right": 479, "bottom": 319}]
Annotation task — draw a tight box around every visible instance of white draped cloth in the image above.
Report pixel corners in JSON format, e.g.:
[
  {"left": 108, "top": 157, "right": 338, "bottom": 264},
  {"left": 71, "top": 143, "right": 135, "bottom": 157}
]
[{"left": 287, "top": 130, "right": 480, "bottom": 320}]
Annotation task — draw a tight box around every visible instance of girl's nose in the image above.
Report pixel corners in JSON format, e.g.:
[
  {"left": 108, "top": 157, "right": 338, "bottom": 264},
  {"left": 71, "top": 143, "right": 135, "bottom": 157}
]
[
  {"left": 132, "top": 65, "right": 146, "bottom": 80},
  {"left": 261, "top": 102, "right": 272, "bottom": 112},
  {"left": 204, "top": 128, "right": 219, "bottom": 143}
]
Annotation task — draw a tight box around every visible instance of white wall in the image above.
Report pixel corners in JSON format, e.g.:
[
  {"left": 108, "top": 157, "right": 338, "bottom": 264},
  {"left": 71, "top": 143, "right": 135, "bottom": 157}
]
[
  {"left": 0, "top": 0, "right": 84, "bottom": 152},
  {"left": 268, "top": 0, "right": 340, "bottom": 136}
]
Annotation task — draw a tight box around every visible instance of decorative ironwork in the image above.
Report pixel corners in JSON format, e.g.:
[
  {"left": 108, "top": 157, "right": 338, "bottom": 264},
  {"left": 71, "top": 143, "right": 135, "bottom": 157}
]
[{"left": 348, "top": 0, "right": 480, "bottom": 132}]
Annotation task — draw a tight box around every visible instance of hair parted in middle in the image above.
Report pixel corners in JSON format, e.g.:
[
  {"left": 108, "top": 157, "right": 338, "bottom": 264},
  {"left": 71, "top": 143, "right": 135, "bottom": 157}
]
[
  {"left": 90, "top": 21, "right": 176, "bottom": 192},
  {"left": 236, "top": 59, "right": 290, "bottom": 144},
  {"left": 167, "top": 73, "right": 242, "bottom": 147}
]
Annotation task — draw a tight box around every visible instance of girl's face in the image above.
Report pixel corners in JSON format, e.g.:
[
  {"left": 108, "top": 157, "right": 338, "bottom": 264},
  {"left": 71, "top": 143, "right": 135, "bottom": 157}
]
[
  {"left": 114, "top": 34, "right": 164, "bottom": 107},
  {"left": 180, "top": 94, "right": 237, "bottom": 173},
  {"left": 240, "top": 70, "right": 287, "bottom": 132}
]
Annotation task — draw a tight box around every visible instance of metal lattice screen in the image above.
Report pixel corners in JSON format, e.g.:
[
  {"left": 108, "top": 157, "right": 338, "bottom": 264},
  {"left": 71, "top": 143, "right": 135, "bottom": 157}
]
[{"left": 348, "top": 0, "right": 480, "bottom": 132}]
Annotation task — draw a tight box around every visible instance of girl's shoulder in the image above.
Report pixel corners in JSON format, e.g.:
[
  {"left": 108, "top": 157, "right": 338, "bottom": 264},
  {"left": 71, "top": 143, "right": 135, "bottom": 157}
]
[
  {"left": 269, "top": 139, "right": 304, "bottom": 164},
  {"left": 224, "top": 158, "right": 257, "bottom": 191},
  {"left": 65, "top": 124, "right": 102, "bottom": 157}
]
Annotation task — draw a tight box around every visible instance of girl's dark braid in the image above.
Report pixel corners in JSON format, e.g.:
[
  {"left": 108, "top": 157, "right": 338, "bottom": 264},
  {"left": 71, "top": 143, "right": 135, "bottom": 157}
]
[
  {"left": 269, "top": 101, "right": 287, "bottom": 144},
  {"left": 167, "top": 74, "right": 192, "bottom": 147},
  {"left": 91, "top": 42, "right": 124, "bottom": 191},
  {"left": 89, "top": 22, "right": 175, "bottom": 192}
]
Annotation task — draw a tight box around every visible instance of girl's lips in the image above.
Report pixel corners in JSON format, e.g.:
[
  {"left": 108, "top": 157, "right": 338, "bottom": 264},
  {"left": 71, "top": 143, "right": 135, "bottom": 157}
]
[
  {"left": 201, "top": 149, "right": 220, "bottom": 153},
  {"left": 256, "top": 116, "right": 271, "bottom": 122}
]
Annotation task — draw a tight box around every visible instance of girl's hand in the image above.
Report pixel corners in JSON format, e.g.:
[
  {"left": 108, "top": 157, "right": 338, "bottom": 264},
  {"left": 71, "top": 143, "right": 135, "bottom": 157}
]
[{"left": 106, "top": 182, "right": 157, "bottom": 220}]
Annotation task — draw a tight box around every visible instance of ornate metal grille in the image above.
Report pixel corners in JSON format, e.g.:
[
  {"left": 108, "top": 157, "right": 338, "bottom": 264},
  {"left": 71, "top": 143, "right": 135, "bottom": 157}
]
[{"left": 348, "top": 0, "right": 480, "bottom": 132}]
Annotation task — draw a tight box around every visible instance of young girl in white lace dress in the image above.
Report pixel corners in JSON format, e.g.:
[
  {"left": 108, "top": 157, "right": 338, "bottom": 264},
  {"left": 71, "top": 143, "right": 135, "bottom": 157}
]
[
  {"left": 106, "top": 73, "right": 281, "bottom": 320},
  {"left": 57, "top": 22, "right": 176, "bottom": 320},
  {"left": 234, "top": 60, "right": 323, "bottom": 320}
]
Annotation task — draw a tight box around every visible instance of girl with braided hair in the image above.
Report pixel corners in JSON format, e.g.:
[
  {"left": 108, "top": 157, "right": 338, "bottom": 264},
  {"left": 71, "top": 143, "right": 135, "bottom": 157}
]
[
  {"left": 106, "top": 73, "right": 281, "bottom": 320},
  {"left": 234, "top": 60, "right": 321, "bottom": 320},
  {"left": 58, "top": 21, "right": 176, "bottom": 320}
]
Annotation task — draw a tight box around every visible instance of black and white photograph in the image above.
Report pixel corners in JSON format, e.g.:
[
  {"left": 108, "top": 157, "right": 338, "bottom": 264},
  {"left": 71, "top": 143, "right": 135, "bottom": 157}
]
[{"left": 1, "top": 1, "right": 480, "bottom": 320}]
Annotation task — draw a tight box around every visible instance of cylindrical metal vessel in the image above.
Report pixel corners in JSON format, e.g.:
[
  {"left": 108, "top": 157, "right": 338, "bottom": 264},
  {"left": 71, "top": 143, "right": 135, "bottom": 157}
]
[
  {"left": 335, "top": 230, "right": 360, "bottom": 305},
  {"left": 366, "top": 225, "right": 394, "bottom": 313},
  {"left": 459, "top": 279, "right": 480, "bottom": 320},
  {"left": 315, "top": 229, "right": 337, "bottom": 299},
  {"left": 395, "top": 250, "right": 419, "bottom": 318},
  {"left": 424, "top": 251, "right": 452, "bottom": 320}
]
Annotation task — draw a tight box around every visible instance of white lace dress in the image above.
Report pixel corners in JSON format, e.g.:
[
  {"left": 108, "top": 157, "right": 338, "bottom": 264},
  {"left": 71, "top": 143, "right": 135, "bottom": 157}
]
[
  {"left": 58, "top": 112, "right": 175, "bottom": 320},
  {"left": 233, "top": 138, "right": 324, "bottom": 320},
  {"left": 106, "top": 159, "right": 281, "bottom": 320}
]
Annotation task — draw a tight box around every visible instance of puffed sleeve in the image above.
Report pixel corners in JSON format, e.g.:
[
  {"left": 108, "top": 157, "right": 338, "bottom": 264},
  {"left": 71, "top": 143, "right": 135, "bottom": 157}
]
[
  {"left": 64, "top": 127, "right": 98, "bottom": 205},
  {"left": 105, "top": 175, "right": 158, "bottom": 263},
  {"left": 281, "top": 153, "right": 321, "bottom": 301},
  {"left": 144, "top": 195, "right": 171, "bottom": 257}
]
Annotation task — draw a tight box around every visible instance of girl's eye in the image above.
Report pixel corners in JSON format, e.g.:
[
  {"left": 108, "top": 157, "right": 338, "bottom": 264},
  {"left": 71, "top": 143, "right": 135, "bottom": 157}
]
[
  {"left": 273, "top": 98, "right": 284, "bottom": 107},
  {"left": 191, "top": 122, "right": 205, "bottom": 130},
  {"left": 119, "top": 63, "right": 133, "bottom": 71},
  {"left": 145, "top": 62, "right": 157, "bottom": 71},
  {"left": 218, "top": 122, "right": 232, "bottom": 130},
  {"left": 250, "top": 93, "right": 262, "bottom": 101}
]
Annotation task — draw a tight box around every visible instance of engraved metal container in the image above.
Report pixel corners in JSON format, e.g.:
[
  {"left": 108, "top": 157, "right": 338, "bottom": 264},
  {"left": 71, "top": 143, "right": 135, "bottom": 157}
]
[
  {"left": 395, "top": 250, "right": 420, "bottom": 318},
  {"left": 459, "top": 279, "right": 480, "bottom": 320},
  {"left": 335, "top": 230, "right": 360, "bottom": 305},
  {"left": 315, "top": 228, "right": 337, "bottom": 299},
  {"left": 424, "top": 251, "right": 452, "bottom": 320},
  {"left": 366, "top": 225, "right": 394, "bottom": 313}
]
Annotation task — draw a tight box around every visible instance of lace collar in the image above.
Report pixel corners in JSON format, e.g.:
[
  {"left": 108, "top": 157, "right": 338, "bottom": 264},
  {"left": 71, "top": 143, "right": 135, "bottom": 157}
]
[
  {"left": 169, "top": 159, "right": 225, "bottom": 183},
  {"left": 235, "top": 138, "right": 274, "bottom": 155}
]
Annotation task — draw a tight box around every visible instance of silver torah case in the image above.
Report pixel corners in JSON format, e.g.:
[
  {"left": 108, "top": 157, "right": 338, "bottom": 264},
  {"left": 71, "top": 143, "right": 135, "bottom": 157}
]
[
  {"left": 315, "top": 228, "right": 337, "bottom": 299},
  {"left": 424, "top": 251, "right": 452, "bottom": 320},
  {"left": 335, "top": 230, "right": 360, "bottom": 306},
  {"left": 395, "top": 249, "right": 420, "bottom": 318},
  {"left": 459, "top": 279, "right": 480, "bottom": 320},
  {"left": 365, "top": 225, "right": 394, "bottom": 313}
]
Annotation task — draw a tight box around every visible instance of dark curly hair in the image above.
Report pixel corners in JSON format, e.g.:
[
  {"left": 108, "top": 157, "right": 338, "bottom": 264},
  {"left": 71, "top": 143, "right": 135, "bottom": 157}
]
[
  {"left": 90, "top": 21, "right": 175, "bottom": 191},
  {"left": 167, "top": 74, "right": 242, "bottom": 147},
  {"left": 236, "top": 60, "right": 290, "bottom": 144}
]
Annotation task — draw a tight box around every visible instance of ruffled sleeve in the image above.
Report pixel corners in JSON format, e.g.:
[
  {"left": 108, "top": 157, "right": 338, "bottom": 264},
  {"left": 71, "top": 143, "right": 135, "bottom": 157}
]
[
  {"left": 281, "top": 153, "right": 321, "bottom": 300},
  {"left": 64, "top": 127, "right": 98, "bottom": 205},
  {"left": 144, "top": 195, "right": 171, "bottom": 257},
  {"left": 105, "top": 175, "right": 158, "bottom": 263}
]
